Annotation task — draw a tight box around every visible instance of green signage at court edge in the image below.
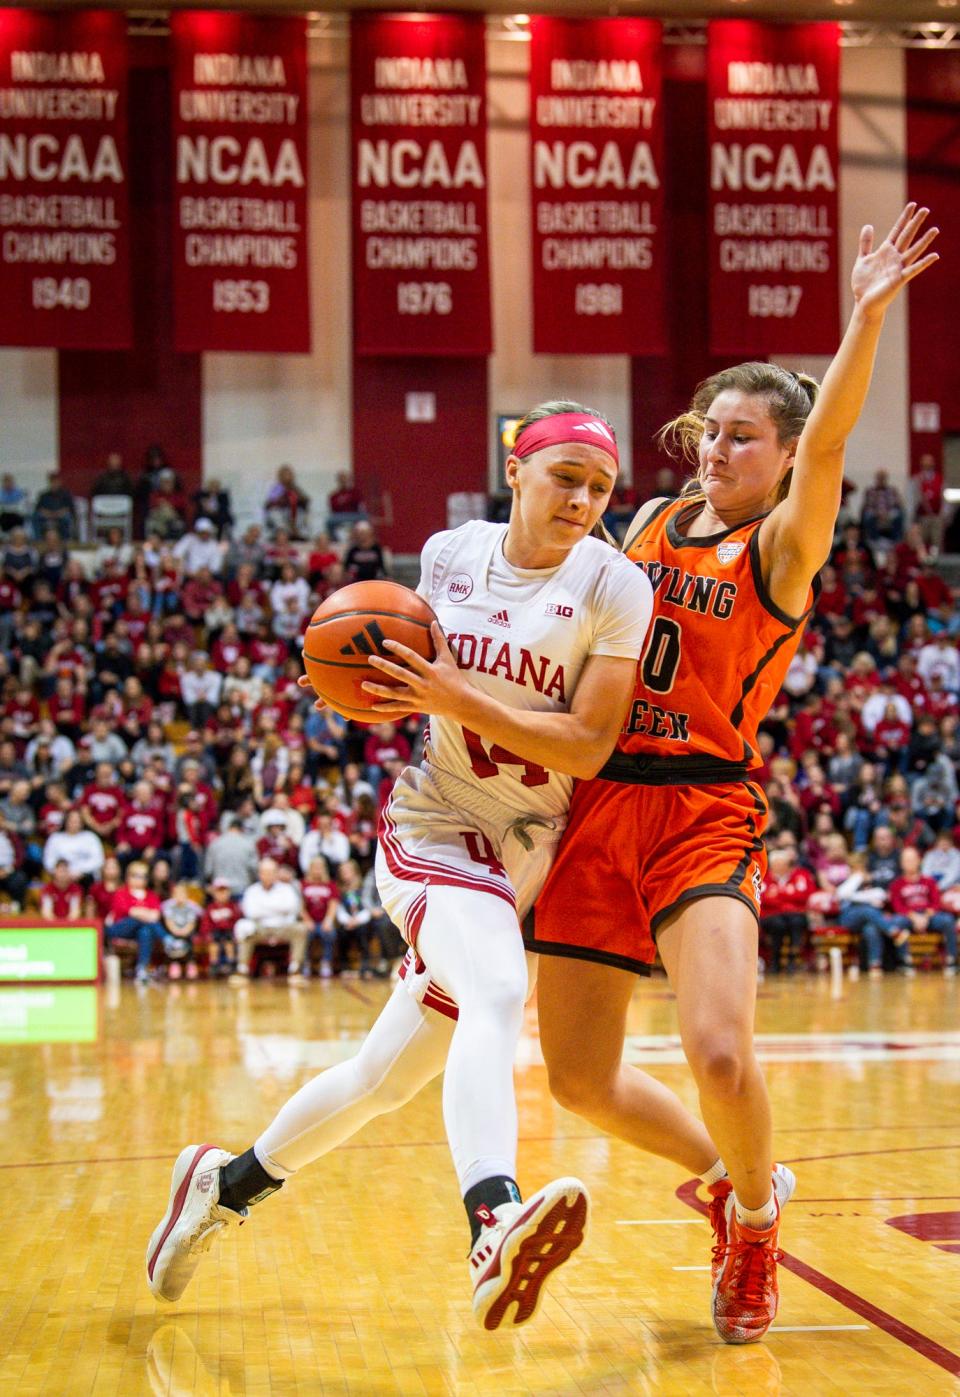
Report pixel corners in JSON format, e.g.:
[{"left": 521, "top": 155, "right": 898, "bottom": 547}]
[{"left": 0, "top": 927, "right": 99, "bottom": 982}]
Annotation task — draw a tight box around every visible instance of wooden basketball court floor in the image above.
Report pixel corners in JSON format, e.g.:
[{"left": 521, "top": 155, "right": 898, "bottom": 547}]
[{"left": 1, "top": 972, "right": 958, "bottom": 1396}]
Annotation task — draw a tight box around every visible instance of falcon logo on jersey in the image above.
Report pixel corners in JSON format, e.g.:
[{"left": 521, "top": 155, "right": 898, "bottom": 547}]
[
  {"left": 751, "top": 862, "right": 763, "bottom": 905},
  {"left": 716, "top": 542, "right": 745, "bottom": 565},
  {"left": 545, "top": 603, "right": 574, "bottom": 618},
  {"left": 487, "top": 609, "right": 511, "bottom": 628},
  {"left": 339, "top": 620, "right": 387, "bottom": 657},
  {"left": 446, "top": 573, "right": 473, "bottom": 602}
]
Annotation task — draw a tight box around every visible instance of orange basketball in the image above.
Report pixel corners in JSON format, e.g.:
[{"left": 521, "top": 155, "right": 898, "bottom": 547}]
[{"left": 301, "top": 580, "right": 438, "bottom": 724}]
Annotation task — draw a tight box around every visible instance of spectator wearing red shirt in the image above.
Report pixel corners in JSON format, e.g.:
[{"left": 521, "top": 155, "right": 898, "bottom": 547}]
[
  {"left": 363, "top": 723, "right": 411, "bottom": 788},
  {"left": 889, "top": 846, "right": 958, "bottom": 972},
  {"left": 815, "top": 564, "right": 848, "bottom": 620},
  {"left": 4, "top": 688, "right": 40, "bottom": 744},
  {"left": 249, "top": 625, "right": 287, "bottom": 679},
  {"left": 913, "top": 452, "right": 944, "bottom": 553},
  {"left": 115, "top": 779, "right": 165, "bottom": 867},
  {"left": 109, "top": 861, "right": 165, "bottom": 981},
  {"left": 211, "top": 623, "right": 246, "bottom": 673},
  {"left": 181, "top": 567, "right": 222, "bottom": 625},
  {"left": 301, "top": 855, "right": 340, "bottom": 977},
  {"left": 47, "top": 676, "right": 87, "bottom": 739},
  {"left": 199, "top": 879, "right": 241, "bottom": 976},
  {"left": 80, "top": 762, "right": 127, "bottom": 840},
  {"left": 923, "top": 674, "right": 959, "bottom": 724},
  {"left": 119, "top": 588, "right": 152, "bottom": 648},
  {"left": 760, "top": 847, "right": 817, "bottom": 973},
  {"left": 306, "top": 533, "right": 339, "bottom": 584},
  {"left": 40, "top": 860, "right": 83, "bottom": 921},
  {"left": 873, "top": 702, "right": 912, "bottom": 775},
  {"left": 85, "top": 854, "right": 122, "bottom": 922},
  {"left": 256, "top": 812, "right": 300, "bottom": 871}
]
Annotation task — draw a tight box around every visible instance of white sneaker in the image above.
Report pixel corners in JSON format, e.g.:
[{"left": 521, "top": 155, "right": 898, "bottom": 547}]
[
  {"left": 146, "top": 1145, "right": 246, "bottom": 1301},
  {"left": 469, "top": 1177, "right": 589, "bottom": 1331}
]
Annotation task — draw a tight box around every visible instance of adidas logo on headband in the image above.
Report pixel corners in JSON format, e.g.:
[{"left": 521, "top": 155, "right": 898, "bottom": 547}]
[{"left": 573, "top": 421, "right": 615, "bottom": 443}]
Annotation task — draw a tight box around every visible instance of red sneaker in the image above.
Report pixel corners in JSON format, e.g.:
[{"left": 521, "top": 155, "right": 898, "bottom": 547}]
[
  {"left": 708, "top": 1178, "right": 733, "bottom": 1289},
  {"left": 712, "top": 1196, "right": 784, "bottom": 1344}
]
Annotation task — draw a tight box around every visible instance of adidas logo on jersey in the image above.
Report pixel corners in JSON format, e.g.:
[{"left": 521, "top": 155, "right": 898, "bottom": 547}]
[
  {"left": 339, "top": 620, "right": 387, "bottom": 657},
  {"left": 487, "top": 609, "right": 511, "bottom": 628}
]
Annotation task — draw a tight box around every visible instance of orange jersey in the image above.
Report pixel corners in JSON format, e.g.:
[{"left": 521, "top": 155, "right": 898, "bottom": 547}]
[{"left": 600, "top": 497, "right": 814, "bottom": 782}]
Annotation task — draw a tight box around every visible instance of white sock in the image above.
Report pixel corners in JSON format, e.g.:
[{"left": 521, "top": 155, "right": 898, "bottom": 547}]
[
  {"left": 701, "top": 1158, "right": 728, "bottom": 1186},
  {"left": 734, "top": 1190, "right": 777, "bottom": 1232}
]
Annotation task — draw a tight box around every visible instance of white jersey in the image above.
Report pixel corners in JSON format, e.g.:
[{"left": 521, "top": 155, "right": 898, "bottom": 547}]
[{"left": 416, "top": 520, "right": 652, "bottom": 819}]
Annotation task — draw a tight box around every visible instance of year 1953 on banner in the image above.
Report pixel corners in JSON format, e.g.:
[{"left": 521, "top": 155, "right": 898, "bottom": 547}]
[{"left": 171, "top": 11, "right": 310, "bottom": 353}]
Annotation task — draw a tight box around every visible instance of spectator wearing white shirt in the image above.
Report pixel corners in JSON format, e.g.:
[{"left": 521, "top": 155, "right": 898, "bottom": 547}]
[
  {"left": 25, "top": 721, "right": 76, "bottom": 775},
  {"left": 180, "top": 653, "right": 223, "bottom": 726},
  {"left": 233, "top": 857, "right": 309, "bottom": 980},
  {"left": 173, "top": 518, "right": 224, "bottom": 576},
  {"left": 269, "top": 563, "right": 310, "bottom": 619},
  {"left": 42, "top": 808, "right": 104, "bottom": 880},
  {"left": 860, "top": 683, "right": 912, "bottom": 735},
  {"left": 299, "top": 810, "right": 351, "bottom": 876},
  {"left": 917, "top": 636, "right": 960, "bottom": 693},
  {"left": 922, "top": 831, "right": 960, "bottom": 890}
]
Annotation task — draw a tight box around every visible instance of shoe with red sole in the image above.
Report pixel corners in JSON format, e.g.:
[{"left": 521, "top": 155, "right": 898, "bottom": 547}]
[{"left": 469, "top": 1177, "right": 589, "bottom": 1331}]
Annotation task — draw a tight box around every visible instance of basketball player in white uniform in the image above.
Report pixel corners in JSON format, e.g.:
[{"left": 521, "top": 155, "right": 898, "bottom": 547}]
[{"left": 147, "top": 403, "right": 653, "bottom": 1330}]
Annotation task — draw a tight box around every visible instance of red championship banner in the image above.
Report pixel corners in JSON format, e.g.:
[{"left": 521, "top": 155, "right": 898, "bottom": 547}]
[
  {"left": 707, "top": 21, "right": 840, "bottom": 356},
  {"left": 171, "top": 12, "right": 309, "bottom": 353},
  {"left": 0, "top": 9, "right": 131, "bottom": 349},
  {"left": 530, "top": 18, "right": 665, "bottom": 355},
  {"left": 351, "top": 14, "right": 490, "bottom": 356}
]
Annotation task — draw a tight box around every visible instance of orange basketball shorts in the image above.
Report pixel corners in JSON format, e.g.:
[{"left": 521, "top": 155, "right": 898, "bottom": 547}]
[{"left": 530, "top": 778, "right": 769, "bottom": 975}]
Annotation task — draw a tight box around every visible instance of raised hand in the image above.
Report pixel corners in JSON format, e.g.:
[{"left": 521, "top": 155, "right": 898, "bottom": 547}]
[{"left": 852, "top": 202, "right": 939, "bottom": 322}]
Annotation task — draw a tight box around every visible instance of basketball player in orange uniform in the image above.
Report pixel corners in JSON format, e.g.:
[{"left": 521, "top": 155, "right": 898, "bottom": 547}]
[{"left": 531, "top": 203, "right": 939, "bottom": 1343}]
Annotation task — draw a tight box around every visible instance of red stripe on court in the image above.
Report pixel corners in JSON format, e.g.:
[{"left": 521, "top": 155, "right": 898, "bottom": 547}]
[{"left": 675, "top": 1177, "right": 960, "bottom": 1378}]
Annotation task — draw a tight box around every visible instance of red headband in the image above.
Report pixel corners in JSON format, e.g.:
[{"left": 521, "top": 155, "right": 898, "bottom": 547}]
[{"left": 512, "top": 412, "right": 619, "bottom": 466}]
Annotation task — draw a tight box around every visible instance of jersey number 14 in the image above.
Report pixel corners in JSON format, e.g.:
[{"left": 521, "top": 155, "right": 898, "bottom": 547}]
[{"left": 462, "top": 727, "right": 549, "bottom": 788}]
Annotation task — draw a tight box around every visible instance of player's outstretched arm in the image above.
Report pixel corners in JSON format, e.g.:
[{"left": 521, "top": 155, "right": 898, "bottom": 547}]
[
  {"left": 364, "top": 624, "right": 638, "bottom": 780},
  {"left": 762, "top": 202, "right": 939, "bottom": 614}
]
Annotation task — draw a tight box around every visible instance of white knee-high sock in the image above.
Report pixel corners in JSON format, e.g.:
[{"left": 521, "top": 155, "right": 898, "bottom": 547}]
[
  {"left": 255, "top": 983, "right": 452, "bottom": 1178},
  {"left": 415, "top": 886, "right": 528, "bottom": 1197}
]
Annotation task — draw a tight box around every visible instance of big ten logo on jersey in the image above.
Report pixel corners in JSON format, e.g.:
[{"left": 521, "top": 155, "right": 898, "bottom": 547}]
[
  {"left": 545, "top": 602, "right": 573, "bottom": 618},
  {"left": 639, "top": 561, "right": 738, "bottom": 619}
]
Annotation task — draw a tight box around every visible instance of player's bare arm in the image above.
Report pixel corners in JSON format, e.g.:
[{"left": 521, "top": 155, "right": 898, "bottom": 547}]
[
  {"left": 364, "top": 623, "right": 638, "bottom": 780},
  {"left": 760, "top": 202, "right": 939, "bottom": 618}
]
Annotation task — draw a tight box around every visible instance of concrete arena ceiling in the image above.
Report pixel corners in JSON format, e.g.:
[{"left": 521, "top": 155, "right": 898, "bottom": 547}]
[{"left": 29, "top": 0, "right": 960, "bottom": 25}]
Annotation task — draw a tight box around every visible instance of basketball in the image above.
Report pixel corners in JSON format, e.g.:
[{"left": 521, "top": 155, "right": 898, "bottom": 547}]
[{"left": 301, "top": 579, "right": 438, "bottom": 723}]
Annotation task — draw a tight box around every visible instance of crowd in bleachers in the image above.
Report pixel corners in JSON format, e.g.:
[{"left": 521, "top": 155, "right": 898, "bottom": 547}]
[
  {"left": 0, "top": 453, "right": 958, "bottom": 982},
  {"left": 0, "top": 457, "right": 410, "bottom": 982}
]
